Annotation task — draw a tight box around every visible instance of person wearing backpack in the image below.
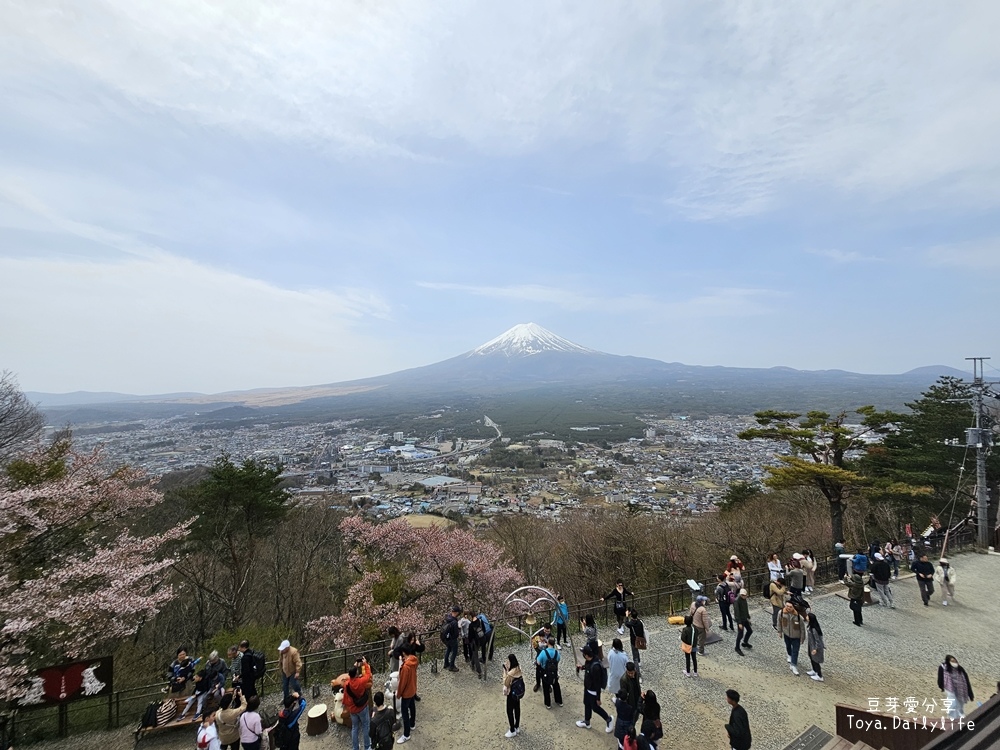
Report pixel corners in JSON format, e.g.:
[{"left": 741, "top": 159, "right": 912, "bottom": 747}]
[
  {"left": 467, "top": 611, "right": 484, "bottom": 678},
  {"left": 196, "top": 708, "right": 221, "bottom": 750},
  {"left": 274, "top": 691, "right": 306, "bottom": 750},
  {"left": 502, "top": 653, "right": 524, "bottom": 738},
  {"left": 576, "top": 645, "right": 613, "bottom": 733},
  {"left": 477, "top": 609, "right": 495, "bottom": 662},
  {"left": 440, "top": 606, "right": 461, "bottom": 672},
  {"left": 536, "top": 637, "right": 562, "bottom": 708},
  {"left": 344, "top": 657, "right": 374, "bottom": 750},
  {"left": 369, "top": 691, "right": 396, "bottom": 750},
  {"left": 396, "top": 644, "right": 418, "bottom": 744},
  {"left": 238, "top": 640, "right": 264, "bottom": 698},
  {"left": 715, "top": 575, "right": 735, "bottom": 632}
]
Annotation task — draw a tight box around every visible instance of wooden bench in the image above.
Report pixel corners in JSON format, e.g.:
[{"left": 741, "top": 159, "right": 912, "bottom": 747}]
[{"left": 134, "top": 692, "right": 225, "bottom": 747}]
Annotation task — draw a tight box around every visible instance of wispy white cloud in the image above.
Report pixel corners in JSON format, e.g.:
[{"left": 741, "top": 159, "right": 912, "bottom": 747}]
[
  {"left": 807, "top": 249, "right": 882, "bottom": 263},
  {"left": 925, "top": 239, "right": 1000, "bottom": 271},
  {"left": 4, "top": 2, "right": 999, "bottom": 218},
  {"left": 417, "top": 281, "right": 777, "bottom": 318}
]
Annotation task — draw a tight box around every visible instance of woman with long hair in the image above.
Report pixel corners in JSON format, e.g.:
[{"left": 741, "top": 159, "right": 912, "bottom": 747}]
[
  {"left": 937, "top": 655, "right": 974, "bottom": 720},
  {"left": 502, "top": 653, "right": 524, "bottom": 738},
  {"left": 640, "top": 690, "right": 663, "bottom": 748},
  {"left": 806, "top": 612, "right": 825, "bottom": 682}
]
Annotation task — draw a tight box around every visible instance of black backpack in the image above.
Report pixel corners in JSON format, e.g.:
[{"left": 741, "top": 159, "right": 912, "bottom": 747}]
[
  {"left": 588, "top": 659, "right": 606, "bottom": 689},
  {"left": 140, "top": 701, "right": 158, "bottom": 729},
  {"left": 372, "top": 710, "right": 395, "bottom": 750},
  {"left": 253, "top": 650, "right": 267, "bottom": 679},
  {"left": 541, "top": 648, "right": 559, "bottom": 679},
  {"left": 440, "top": 619, "right": 453, "bottom": 642},
  {"left": 272, "top": 718, "right": 292, "bottom": 749},
  {"left": 509, "top": 676, "right": 525, "bottom": 699}
]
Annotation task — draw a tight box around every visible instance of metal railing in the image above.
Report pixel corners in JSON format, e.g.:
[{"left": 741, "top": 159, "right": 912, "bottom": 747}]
[{"left": 5, "top": 529, "right": 976, "bottom": 744}]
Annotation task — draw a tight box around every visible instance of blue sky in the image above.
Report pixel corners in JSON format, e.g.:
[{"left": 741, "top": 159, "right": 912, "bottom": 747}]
[{"left": 3, "top": 1, "right": 1000, "bottom": 393}]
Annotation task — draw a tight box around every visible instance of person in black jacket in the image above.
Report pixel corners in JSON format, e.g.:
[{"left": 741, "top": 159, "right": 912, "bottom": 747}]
[
  {"left": 725, "top": 689, "right": 751, "bottom": 750},
  {"left": 575, "top": 646, "right": 612, "bottom": 732},
  {"left": 441, "top": 607, "right": 461, "bottom": 672},
  {"left": 911, "top": 553, "right": 935, "bottom": 606},
  {"left": 623, "top": 609, "right": 646, "bottom": 681},
  {"left": 639, "top": 690, "right": 663, "bottom": 749},
  {"left": 602, "top": 581, "right": 633, "bottom": 635},
  {"left": 238, "top": 640, "right": 260, "bottom": 697}
]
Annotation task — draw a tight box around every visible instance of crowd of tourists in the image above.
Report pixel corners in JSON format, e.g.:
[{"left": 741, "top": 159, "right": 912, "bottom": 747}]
[{"left": 171, "top": 538, "right": 969, "bottom": 750}]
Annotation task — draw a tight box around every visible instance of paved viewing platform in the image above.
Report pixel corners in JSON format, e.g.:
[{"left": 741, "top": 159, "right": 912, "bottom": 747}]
[{"left": 34, "top": 551, "right": 999, "bottom": 750}]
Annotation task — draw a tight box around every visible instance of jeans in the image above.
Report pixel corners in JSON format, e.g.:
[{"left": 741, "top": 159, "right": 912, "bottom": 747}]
[
  {"left": 444, "top": 639, "right": 458, "bottom": 669},
  {"left": 401, "top": 696, "right": 415, "bottom": 737},
  {"left": 480, "top": 633, "right": 495, "bottom": 662},
  {"left": 694, "top": 626, "right": 706, "bottom": 654},
  {"left": 874, "top": 582, "right": 893, "bottom": 607},
  {"left": 783, "top": 635, "right": 800, "bottom": 665},
  {"left": 350, "top": 709, "right": 371, "bottom": 750},
  {"left": 719, "top": 601, "right": 734, "bottom": 630},
  {"left": 506, "top": 694, "right": 520, "bottom": 731},
  {"left": 181, "top": 690, "right": 207, "bottom": 718},
  {"left": 282, "top": 673, "right": 301, "bottom": 700},
  {"left": 684, "top": 651, "right": 698, "bottom": 674},
  {"left": 584, "top": 690, "right": 611, "bottom": 726},
  {"left": 771, "top": 605, "right": 781, "bottom": 629},
  {"left": 736, "top": 621, "right": 753, "bottom": 647}
]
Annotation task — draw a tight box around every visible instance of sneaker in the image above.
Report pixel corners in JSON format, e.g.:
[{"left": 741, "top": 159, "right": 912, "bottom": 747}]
[
  {"left": 576, "top": 721, "right": 590, "bottom": 729},
  {"left": 810, "top": 675, "right": 824, "bottom": 682},
  {"left": 787, "top": 655, "right": 792, "bottom": 663},
  {"left": 515, "top": 728, "right": 520, "bottom": 735},
  {"left": 790, "top": 665, "right": 799, "bottom": 676},
  {"left": 533, "top": 684, "right": 540, "bottom": 693},
  {"left": 691, "top": 672, "right": 699, "bottom": 677},
  {"left": 805, "top": 670, "right": 816, "bottom": 676},
  {"left": 617, "top": 627, "right": 625, "bottom": 635},
  {"left": 942, "top": 601, "right": 948, "bottom": 606},
  {"left": 556, "top": 702, "right": 563, "bottom": 706},
  {"left": 397, "top": 736, "right": 410, "bottom": 744},
  {"left": 682, "top": 670, "right": 690, "bottom": 677},
  {"left": 606, "top": 719, "right": 614, "bottom": 733},
  {"left": 544, "top": 704, "right": 551, "bottom": 709},
  {"left": 505, "top": 730, "right": 517, "bottom": 738}
]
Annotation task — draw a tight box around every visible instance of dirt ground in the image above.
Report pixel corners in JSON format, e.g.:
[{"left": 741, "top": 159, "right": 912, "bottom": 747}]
[{"left": 38, "top": 551, "right": 1000, "bottom": 750}]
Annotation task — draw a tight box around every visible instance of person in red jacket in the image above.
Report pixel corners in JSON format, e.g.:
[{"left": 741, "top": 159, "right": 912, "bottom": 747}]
[
  {"left": 396, "top": 645, "right": 419, "bottom": 744},
  {"left": 343, "top": 657, "right": 373, "bottom": 750}
]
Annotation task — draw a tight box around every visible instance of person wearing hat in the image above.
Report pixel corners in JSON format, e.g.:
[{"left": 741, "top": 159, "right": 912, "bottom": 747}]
[
  {"left": 725, "top": 555, "right": 745, "bottom": 577},
  {"left": 278, "top": 640, "right": 302, "bottom": 700},
  {"left": 733, "top": 589, "right": 753, "bottom": 656},
  {"left": 934, "top": 558, "right": 957, "bottom": 606}
]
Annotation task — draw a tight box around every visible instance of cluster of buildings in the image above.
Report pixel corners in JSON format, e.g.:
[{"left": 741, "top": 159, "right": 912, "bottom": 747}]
[{"left": 65, "top": 411, "right": 794, "bottom": 523}]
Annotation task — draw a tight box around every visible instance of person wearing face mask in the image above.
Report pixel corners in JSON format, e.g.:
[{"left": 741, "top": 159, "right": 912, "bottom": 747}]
[{"left": 937, "top": 655, "right": 974, "bottom": 719}]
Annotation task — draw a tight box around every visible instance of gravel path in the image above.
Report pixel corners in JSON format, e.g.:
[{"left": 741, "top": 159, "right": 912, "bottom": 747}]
[{"left": 32, "top": 551, "right": 1000, "bottom": 750}]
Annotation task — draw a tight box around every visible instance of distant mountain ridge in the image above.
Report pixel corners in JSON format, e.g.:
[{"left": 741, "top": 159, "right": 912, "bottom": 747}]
[{"left": 29, "top": 324, "right": 974, "bottom": 417}]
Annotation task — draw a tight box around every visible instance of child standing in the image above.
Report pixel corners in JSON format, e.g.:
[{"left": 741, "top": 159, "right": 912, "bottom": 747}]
[{"left": 680, "top": 615, "right": 698, "bottom": 677}]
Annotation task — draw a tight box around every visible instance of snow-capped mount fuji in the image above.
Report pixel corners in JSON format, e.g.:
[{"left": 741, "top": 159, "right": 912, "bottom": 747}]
[{"left": 470, "top": 323, "right": 595, "bottom": 358}]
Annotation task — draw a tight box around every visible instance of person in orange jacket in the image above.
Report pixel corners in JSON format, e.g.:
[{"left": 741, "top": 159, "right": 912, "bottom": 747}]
[
  {"left": 396, "top": 645, "right": 419, "bottom": 744},
  {"left": 343, "top": 656, "right": 373, "bottom": 750}
]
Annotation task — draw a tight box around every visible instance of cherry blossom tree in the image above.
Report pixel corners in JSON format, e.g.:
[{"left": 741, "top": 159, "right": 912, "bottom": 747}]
[
  {"left": 0, "top": 441, "right": 191, "bottom": 700},
  {"left": 306, "top": 516, "right": 521, "bottom": 648}
]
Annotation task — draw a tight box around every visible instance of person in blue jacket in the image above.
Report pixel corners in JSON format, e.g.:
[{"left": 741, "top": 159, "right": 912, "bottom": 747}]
[
  {"left": 851, "top": 549, "right": 869, "bottom": 576},
  {"left": 553, "top": 595, "right": 570, "bottom": 646},
  {"left": 277, "top": 691, "right": 306, "bottom": 750},
  {"left": 477, "top": 609, "right": 495, "bottom": 662}
]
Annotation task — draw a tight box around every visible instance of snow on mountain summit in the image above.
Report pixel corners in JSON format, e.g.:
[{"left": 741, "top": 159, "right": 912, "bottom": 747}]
[{"left": 470, "top": 323, "right": 596, "bottom": 358}]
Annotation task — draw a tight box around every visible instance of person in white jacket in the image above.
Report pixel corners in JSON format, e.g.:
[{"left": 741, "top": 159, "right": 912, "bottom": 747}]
[{"left": 934, "top": 558, "right": 957, "bottom": 606}]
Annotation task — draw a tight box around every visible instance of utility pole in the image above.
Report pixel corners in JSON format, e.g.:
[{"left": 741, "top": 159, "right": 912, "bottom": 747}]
[{"left": 965, "top": 357, "right": 995, "bottom": 548}]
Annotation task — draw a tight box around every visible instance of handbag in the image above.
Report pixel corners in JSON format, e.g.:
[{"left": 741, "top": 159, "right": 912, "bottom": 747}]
[
  {"left": 680, "top": 641, "right": 692, "bottom": 654},
  {"left": 634, "top": 636, "right": 647, "bottom": 650}
]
